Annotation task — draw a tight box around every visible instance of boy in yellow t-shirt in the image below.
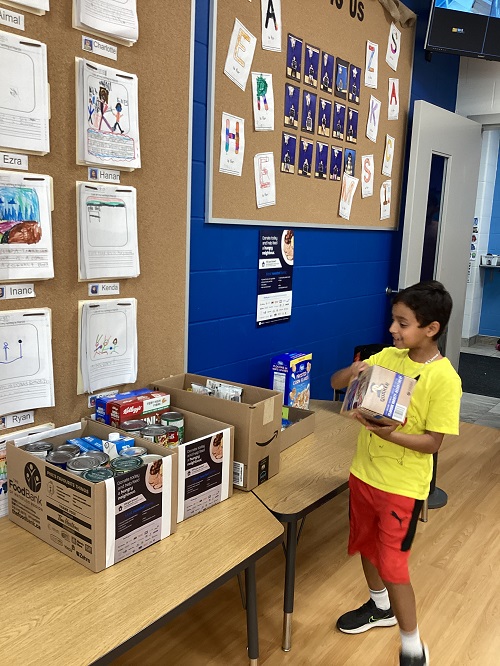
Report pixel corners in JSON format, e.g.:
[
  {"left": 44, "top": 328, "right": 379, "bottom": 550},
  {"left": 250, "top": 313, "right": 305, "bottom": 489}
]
[{"left": 330, "top": 280, "right": 461, "bottom": 666}]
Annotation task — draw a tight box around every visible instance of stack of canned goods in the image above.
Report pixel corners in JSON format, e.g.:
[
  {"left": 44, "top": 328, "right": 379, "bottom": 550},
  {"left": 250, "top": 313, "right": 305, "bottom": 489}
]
[
  {"left": 20, "top": 438, "right": 164, "bottom": 483},
  {"left": 119, "top": 412, "right": 184, "bottom": 449}
]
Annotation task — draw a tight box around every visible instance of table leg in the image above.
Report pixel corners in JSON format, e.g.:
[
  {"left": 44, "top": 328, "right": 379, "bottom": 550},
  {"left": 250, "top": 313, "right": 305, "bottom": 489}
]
[
  {"left": 282, "top": 519, "right": 298, "bottom": 652},
  {"left": 245, "top": 562, "right": 259, "bottom": 665}
]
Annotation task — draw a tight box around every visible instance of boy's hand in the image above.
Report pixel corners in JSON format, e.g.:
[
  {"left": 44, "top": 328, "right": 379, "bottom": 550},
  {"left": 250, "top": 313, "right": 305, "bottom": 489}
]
[
  {"left": 355, "top": 413, "right": 398, "bottom": 440},
  {"left": 350, "top": 361, "right": 369, "bottom": 379}
]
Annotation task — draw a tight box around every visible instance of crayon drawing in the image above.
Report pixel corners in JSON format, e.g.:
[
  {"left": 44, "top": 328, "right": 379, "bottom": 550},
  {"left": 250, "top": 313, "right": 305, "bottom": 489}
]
[
  {"left": 89, "top": 310, "right": 127, "bottom": 361},
  {"left": 86, "top": 196, "right": 128, "bottom": 247},
  {"left": 0, "top": 187, "right": 42, "bottom": 245}
]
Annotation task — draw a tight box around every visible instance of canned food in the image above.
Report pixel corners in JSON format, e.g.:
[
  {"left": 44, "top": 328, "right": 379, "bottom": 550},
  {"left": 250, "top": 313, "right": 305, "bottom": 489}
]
[
  {"left": 45, "top": 450, "right": 73, "bottom": 470},
  {"left": 110, "top": 456, "right": 143, "bottom": 474},
  {"left": 119, "top": 446, "right": 148, "bottom": 457},
  {"left": 160, "top": 412, "right": 184, "bottom": 445},
  {"left": 140, "top": 424, "right": 168, "bottom": 445},
  {"left": 56, "top": 443, "right": 81, "bottom": 457},
  {"left": 87, "top": 450, "right": 110, "bottom": 467},
  {"left": 66, "top": 455, "right": 101, "bottom": 476},
  {"left": 119, "top": 419, "right": 147, "bottom": 436},
  {"left": 21, "top": 441, "right": 53, "bottom": 458},
  {"left": 142, "top": 454, "right": 163, "bottom": 464},
  {"left": 82, "top": 467, "right": 114, "bottom": 483}
]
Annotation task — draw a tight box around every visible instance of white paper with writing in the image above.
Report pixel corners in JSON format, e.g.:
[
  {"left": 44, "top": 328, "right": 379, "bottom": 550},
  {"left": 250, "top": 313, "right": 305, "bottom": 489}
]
[
  {"left": 219, "top": 112, "right": 245, "bottom": 176},
  {"left": 366, "top": 95, "right": 381, "bottom": 143},
  {"left": 339, "top": 174, "right": 359, "bottom": 221},
  {"left": 74, "top": 0, "right": 138, "bottom": 44},
  {"left": 388, "top": 78, "right": 399, "bottom": 120},
  {"left": 380, "top": 180, "right": 391, "bottom": 220},
  {"left": 361, "top": 154, "right": 374, "bottom": 198},
  {"left": 382, "top": 135, "right": 395, "bottom": 177},
  {"left": 224, "top": 18, "right": 256, "bottom": 91},
  {"left": 261, "top": 0, "right": 281, "bottom": 52},
  {"left": 386, "top": 23, "right": 401, "bottom": 71},
  {"left": 251, "top": 72, "right": 274, "bottom": 131},
  {"left": 254, "top": 152, "right": 276, "bottom": 208}
]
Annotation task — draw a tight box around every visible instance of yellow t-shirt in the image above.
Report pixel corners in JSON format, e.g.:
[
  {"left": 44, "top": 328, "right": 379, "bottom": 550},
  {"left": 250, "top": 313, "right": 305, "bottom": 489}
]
[{"left": 350, "top": 347, "right": 462, "bottom": 500}]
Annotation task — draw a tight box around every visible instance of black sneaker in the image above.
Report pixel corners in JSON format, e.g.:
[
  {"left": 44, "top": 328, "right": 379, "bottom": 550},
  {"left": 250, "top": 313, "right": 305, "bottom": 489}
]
[
  {"left": 336, "top": 598, "right": 397, "bottom": 634},
  {"left": 400, "top": 643, "right": 429, "bottom": 666}
]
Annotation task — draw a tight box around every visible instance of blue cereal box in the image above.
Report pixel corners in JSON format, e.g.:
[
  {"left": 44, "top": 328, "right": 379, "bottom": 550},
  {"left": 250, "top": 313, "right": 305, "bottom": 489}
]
[
  {"left": 270, "top": 352, "right": 312, "bottom": 409},
  {"left": 95, "top": 388, "right": 151, "bottom": 424}
]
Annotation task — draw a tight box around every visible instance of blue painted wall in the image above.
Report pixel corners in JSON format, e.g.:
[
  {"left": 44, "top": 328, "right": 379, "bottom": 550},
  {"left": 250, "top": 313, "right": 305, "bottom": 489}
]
[
  {"left": 479, "top": 152, "right": 500, "bottom": 336},
  {"left": 188, "top": 0, "right": 460, "bottom": 399}
]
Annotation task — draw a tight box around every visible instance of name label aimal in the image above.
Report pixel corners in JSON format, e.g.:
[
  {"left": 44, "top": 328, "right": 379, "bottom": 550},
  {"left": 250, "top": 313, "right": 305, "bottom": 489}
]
[{"left": 0, "top": 8, "right": 24, "bottom": 31}]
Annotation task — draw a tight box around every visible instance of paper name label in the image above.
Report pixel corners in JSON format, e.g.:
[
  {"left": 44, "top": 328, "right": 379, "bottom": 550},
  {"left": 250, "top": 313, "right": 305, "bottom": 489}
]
[
  {"left": 88, "top": 167, "right": 121, "bottom": 183},
  {"left": 0, "top": 152, "right": 28, "bottom": 171},
  {"left": 82, "top": 36, "right": 117, "bottom": 60},
  {"left": 88, "top": 283, "right": 120, "bottom": 296},
  {"left": 0, "top": 283, "right": 35, "bottom": 299},
  {"left": 1, "top": 411, "right": 35, "bottom": 430},
  {"left": 0, "top": 8, "right": 24, "bottom": 30}
]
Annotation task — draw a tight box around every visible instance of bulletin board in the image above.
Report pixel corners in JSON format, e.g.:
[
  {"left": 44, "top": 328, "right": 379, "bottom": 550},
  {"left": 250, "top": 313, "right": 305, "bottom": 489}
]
[
  {"left": 0, "top": 1, "right": 192, "bottom": 431},
  {"left": 208, "top": 0, "right": 415, "bottom": 229}
]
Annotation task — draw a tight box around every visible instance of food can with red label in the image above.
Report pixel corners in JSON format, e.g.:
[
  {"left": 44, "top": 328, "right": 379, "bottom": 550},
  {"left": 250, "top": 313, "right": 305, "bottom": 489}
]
[
  {"left": 141, "top": 424, "right": 179, "bottom": 448},
  {"left": 160, "top": 412, "right": 184, "bottom": 445}
]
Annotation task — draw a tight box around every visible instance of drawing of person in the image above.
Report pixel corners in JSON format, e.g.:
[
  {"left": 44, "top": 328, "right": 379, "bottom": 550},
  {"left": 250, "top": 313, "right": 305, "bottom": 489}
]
[
  {"left": 308, "top": 63, "right": 315, "bottom": 83},
  {"left": 291, "top": 55, "right": 298, "bottom": 76},
  {"left": 112, "top": 102, "right": 125, "bottom": 134},
  {"left": 306, "top": 110, "right": 313, "bottom": 132},
  {"left": 302, "top": 158, "right": 309, "bottom": 175},
  {"left": 284, "top": 151, "right": 291, "bottom": 171},
  {"left": 321, "top": 113, "right": 327, "bottom": 133},
  {"left": 345, "top": 153, "right": 353, "bottom": 176},
  {"left": 98, "top": 87, "right": 113, "bottom": 131},
  {"left": 322, "top": 71, "right": 330, "bottom": 89},
  {"left": 289, "top": 103, "right": 296, "bottom": 124}
]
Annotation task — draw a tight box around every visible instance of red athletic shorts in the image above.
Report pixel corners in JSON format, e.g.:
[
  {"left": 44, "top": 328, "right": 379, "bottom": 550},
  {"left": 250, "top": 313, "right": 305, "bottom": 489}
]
[{"left": 348, "top": 474, "right": 423, "bottom": 584}]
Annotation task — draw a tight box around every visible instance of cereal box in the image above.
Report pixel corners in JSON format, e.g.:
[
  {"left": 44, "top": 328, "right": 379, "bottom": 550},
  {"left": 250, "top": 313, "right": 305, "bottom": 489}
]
[{"left": 270, "top": 352, "right": 312, "bottom": 409}]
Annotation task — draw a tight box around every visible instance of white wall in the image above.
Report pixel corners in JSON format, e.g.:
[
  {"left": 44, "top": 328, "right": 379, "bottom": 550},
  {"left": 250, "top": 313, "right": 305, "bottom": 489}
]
[{"left": 456, "top": 59, "right": 500, "bottom": 340}]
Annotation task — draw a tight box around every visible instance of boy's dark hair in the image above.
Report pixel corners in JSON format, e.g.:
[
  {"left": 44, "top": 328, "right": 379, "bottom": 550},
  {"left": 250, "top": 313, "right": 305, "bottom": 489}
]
[{"left": 392, "top": 280, "right": 452, "bottom": 340}]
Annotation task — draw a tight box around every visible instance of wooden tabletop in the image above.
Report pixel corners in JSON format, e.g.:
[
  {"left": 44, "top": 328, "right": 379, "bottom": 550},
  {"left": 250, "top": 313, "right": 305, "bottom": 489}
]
[
  {"left": 253, "top": 400, "right": 359, "bottom": 519},
  {"left": 0, "top": 490, "right": 283, "bottom": 666}
]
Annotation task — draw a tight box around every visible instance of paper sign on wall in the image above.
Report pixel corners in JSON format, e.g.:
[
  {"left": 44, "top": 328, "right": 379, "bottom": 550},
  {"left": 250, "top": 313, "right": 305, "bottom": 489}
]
[
  {"left": 261, "top": 0, "right": 281, "bottom": 52},
  {"left": 380, "top": 180, "right": 391, "bottom": 220},
  {"left": 224, "top": 18, "right": 256, "bottom": 91},
  {"left": 339, "top": 173, "right": 359, "bottom": 220},
  {"left": 386, "top": 23, "right": 401, "bottom": 71},
  {"left": 366, "top": 95, "right": 381, "bottom": 143},
  {"left": 382, "top": 135, "right": 395, "bottom": 177},
  {"left": 251, "top": 72, "right": 274, "bottom": 131},
  {"left": 361, "top": 154, "right": 374, "bottom": 198},
  {"left": 254, "top": 152, "right": 276, "bottom": 208},
  {"left": 219, "top": 112, "right": 245, "bottom": 176},
  {"left": 388, "top": 78, "right": 399, "bottom": 120},
  {"left": 365, "top": 41, "right": 378, "bottom": 88}
]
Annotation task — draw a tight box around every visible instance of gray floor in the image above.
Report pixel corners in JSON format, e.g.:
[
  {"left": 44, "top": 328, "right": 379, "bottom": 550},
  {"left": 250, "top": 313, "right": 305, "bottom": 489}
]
[{"left": 460, "top": 336, "right": 500, "bottom": 429}]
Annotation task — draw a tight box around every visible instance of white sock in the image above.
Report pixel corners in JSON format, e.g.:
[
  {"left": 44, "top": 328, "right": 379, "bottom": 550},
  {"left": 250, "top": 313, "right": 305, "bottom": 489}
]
[
  {"left": 369, "top": 587, "right": 390, "bottom": 611},
  {"left": 400, "top": 627, "right": 423, "bottom": 657}
]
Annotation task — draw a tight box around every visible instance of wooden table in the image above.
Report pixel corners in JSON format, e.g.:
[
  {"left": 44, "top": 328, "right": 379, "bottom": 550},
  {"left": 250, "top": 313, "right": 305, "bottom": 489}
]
[
  {"left": 252, "top": 399, "right": 359, "bottom": 652},
  {"left": 0, "top": 490, "right": 283, "bottom": 666}
]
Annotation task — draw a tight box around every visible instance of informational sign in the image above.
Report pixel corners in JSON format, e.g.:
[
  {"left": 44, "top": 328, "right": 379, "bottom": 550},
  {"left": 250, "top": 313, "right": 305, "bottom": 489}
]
[{"left": 257, "top": 228, "right": 294, "bottom": 326}]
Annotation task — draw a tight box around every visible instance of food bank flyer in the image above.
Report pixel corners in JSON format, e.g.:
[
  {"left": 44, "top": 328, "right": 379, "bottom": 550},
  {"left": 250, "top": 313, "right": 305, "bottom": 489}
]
[{"left": 257, "top": 229, "right": 294, "bottom": 326}]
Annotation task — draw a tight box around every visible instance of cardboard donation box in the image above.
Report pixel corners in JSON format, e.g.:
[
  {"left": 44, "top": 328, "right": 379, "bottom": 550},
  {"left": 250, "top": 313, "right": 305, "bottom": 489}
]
[
  {"left": 270, "top": 352, "right": 312, "bottom": 409},
  {"left": 341, "top": 365, "right": 417, "bottom": 425},
  {"left": 7, "top": 419, "right": 177, "bottom": 572},
  {"left": 151, "top": 374, "right": 282, "bottom": 491},
  {"left": 124, "top": 407, "right": 234, "bottom": 523},
  {"left": 280, "top": 405, "right": 315, "bottom": 452}
]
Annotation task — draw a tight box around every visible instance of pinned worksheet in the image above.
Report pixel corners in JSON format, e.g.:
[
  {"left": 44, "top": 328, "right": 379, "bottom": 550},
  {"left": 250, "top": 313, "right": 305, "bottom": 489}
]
[
  {"left": 382, "top": 135, "right": 395, "bottom": 177},
  {"left": 339, "top": 173, "right": 359, "bottom": 221},
  {"left": 0, "top": 308, "right": 55, "bottom": 415},
  {"left": 365, "top": 41, "right": 378, "bottom": 89},
  {"left": 78, "top": 298, "right": 138, "bottom": 394},
  {"left": 388, "top": 78, "right": 399, "bottom": 120},
  {"left": 366, "top": 95, "right": 381, "bottom": 143},
  {"left": 1, "top": 0, "right": 49, "bottom": 14},
  {"left": 261, "top": 0, "right": 281, "bottom": 52},
  {"left": 251, "top": 72, "right": 274, "bottom": 131},
  {"left": 224, "top": 19, "right": 256, "bottom": 91},
  {"left": 73, "top": 0, "right": 138, "bottom": 46},
  {"left": 0, "top": 31, "right": 50, "bottom": 155},
  {"left": 380, "top": 180, "right": 391, "bottom": 220},
  {"left": 77, "top": 182, "right": 139, "bottom": 280},
  {"left": 386, "top": 23, "right": 401, "bottom": 71},
  {"left": 76, "top": 58, "right": 141, "bottom": 170},
  {"left": 0, "top": 171, "right": 54, "bottom": 282},
  {"left": 361, "top": 154, "right": 374, "bottom": 198},
  {"left": 219, "top": 112, "right": 245, "bottom": 176},
  {"left": 253, "top": 152, "right": 276, "bottom": 208}
]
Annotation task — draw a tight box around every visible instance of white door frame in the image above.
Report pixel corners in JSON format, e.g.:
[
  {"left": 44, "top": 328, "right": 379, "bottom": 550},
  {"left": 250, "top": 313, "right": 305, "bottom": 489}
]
[{"left": 399, "top": 100, "right": 482, "bottom": 368}]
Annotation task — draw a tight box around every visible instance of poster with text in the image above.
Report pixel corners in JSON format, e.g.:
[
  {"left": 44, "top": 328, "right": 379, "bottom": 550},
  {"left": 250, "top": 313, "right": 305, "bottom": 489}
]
[{"left": 257, "top": 229, "right": 294, "bottom": 326}]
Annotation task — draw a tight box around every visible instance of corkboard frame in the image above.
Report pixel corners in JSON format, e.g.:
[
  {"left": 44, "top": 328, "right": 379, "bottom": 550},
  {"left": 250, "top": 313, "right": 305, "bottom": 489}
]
[
  {"left": 207, "top": 0, "right": 415, "bottom": 230},
  {"left": 0, "top": 1, "right": 194, "bottom": 432}
]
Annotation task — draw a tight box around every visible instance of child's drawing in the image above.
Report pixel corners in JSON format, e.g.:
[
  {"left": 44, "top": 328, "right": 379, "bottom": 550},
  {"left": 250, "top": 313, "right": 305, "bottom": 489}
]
[
  {"left": 0, "top": 187, "right": 42, "bottom": 245},
  {"left": 0, "top": 322, "right": 40, "bottom": 381},
  {"left": 86, "top": 195, "right": 128, "bottom": 247},
  {"left": 89, "top": 310, "right": 127, "bottom": 361}
]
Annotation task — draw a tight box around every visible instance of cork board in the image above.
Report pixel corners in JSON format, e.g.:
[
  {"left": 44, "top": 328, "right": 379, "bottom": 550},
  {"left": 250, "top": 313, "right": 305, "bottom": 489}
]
[
  {"left": 0, "top": 2, "right": 191, "bottom": 431},
  {"left": 208, "top": 0, "right": 415, "bottom": 229}
]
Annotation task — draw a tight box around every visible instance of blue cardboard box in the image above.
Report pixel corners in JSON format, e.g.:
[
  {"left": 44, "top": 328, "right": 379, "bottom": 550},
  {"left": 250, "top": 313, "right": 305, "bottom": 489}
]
[{"left": 270, "top": 352, "right": 312, "bottom": 409}]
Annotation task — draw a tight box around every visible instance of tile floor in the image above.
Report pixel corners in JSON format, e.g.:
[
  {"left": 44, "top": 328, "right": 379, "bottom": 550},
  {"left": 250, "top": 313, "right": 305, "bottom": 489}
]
[{"left": 460, "top": 336, "right": 500, "bottom": 429}]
